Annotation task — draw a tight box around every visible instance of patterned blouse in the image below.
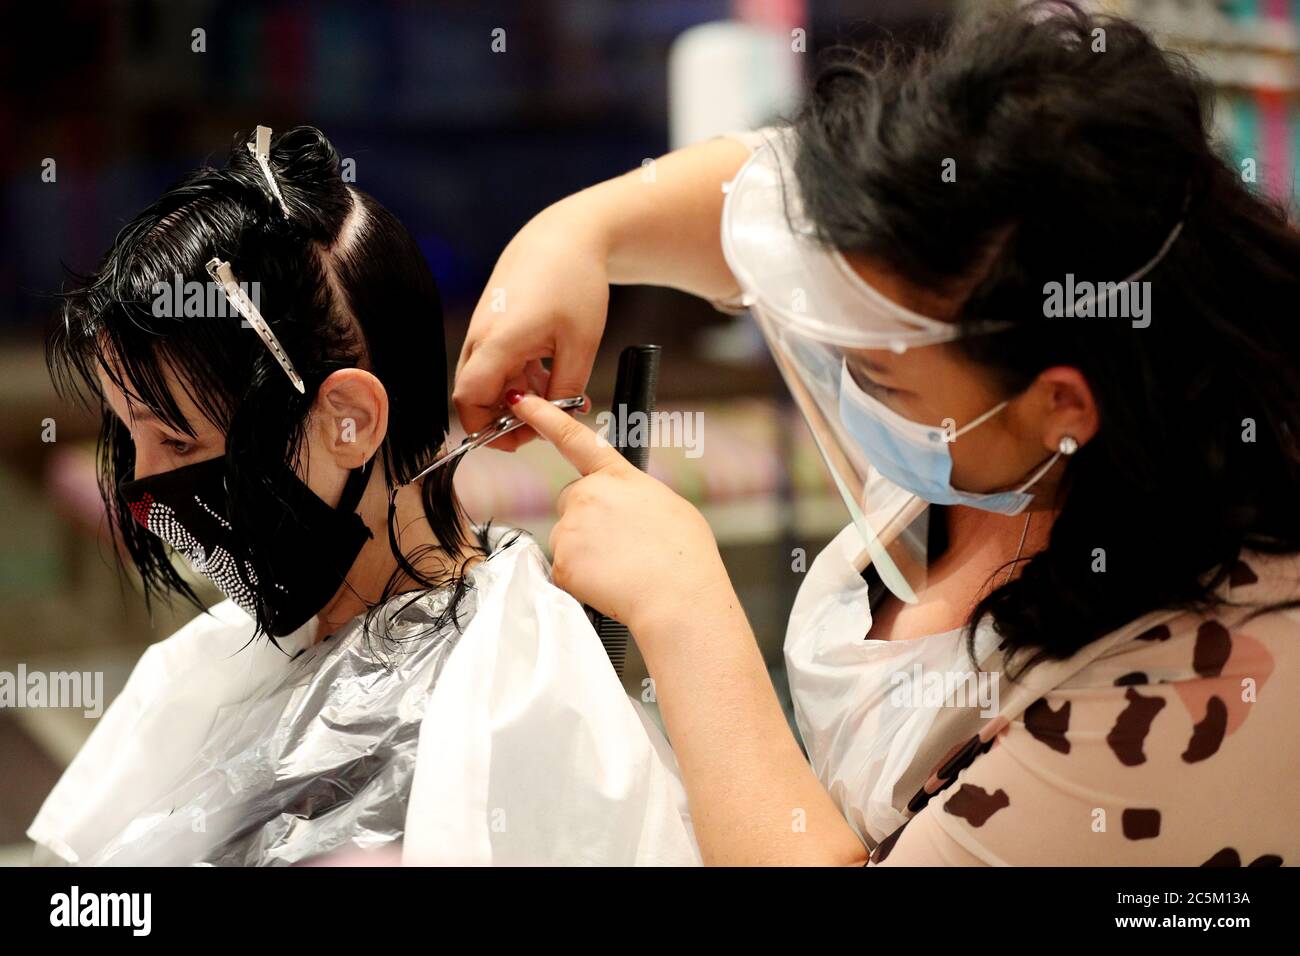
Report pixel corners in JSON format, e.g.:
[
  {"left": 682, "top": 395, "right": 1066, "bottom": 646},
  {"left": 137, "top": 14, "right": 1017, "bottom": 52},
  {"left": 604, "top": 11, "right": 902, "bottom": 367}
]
[{"left": 870, "top": 552, "right": 1299, "bottom": 866}]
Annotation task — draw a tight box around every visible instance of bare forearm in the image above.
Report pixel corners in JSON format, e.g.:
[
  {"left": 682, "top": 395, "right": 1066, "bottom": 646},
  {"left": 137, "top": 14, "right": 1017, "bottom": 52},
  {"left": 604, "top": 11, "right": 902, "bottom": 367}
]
[
  {"left": 638, "top": 583, "right": 869, "bottom": 866},
  {"left": 555, "top": 137, "right": 751, "bottom": 300}
]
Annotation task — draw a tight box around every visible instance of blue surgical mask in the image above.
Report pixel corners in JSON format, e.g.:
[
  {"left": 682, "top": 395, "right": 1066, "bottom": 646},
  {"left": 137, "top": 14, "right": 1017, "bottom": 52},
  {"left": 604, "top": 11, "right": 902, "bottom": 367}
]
[{"left": 837, "top": 361, "right": 1059, "bottom": 515}]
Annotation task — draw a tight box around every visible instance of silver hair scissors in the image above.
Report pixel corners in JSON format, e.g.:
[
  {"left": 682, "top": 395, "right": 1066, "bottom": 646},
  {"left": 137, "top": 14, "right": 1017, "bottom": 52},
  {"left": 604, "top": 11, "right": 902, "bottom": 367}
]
[{"left": 404, "top": 395, "right": 587, "bottom": 485}]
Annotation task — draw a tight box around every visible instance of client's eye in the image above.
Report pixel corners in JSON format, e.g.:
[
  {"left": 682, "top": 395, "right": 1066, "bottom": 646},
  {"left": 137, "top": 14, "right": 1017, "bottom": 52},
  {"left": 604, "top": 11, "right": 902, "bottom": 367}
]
[{"left": 161, "top": 438, "right": 195, "bottom": 456}]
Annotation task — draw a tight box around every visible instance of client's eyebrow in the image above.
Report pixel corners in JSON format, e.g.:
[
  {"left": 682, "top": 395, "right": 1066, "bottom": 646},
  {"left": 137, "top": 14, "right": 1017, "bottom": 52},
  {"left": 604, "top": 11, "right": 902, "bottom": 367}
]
[{"left": 127, "top": 404, "right": 198, "bottom": 438}]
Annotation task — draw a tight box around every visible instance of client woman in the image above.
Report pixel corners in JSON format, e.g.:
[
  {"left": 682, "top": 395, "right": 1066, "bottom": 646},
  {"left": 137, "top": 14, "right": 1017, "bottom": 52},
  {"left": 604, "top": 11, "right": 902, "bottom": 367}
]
[{"left": 29, "top": 126, "right": 696, "bottom": 866}]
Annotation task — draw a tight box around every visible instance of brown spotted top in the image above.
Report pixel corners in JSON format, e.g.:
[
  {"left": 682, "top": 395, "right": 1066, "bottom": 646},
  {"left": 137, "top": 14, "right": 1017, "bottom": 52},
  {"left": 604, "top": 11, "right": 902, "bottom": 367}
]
[{"left": 869, "top": 552, "right": 1299, "bottom": 866}]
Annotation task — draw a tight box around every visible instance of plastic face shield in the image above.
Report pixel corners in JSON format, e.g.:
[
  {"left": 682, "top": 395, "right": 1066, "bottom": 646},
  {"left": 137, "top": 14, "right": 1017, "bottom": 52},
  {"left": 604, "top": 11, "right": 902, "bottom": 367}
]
[
  {"left": 721, "top": 133, "right": 1187, "bottom": 602},
  {"left": 719, "top": 132, "right": 992, "bottom": 602}
]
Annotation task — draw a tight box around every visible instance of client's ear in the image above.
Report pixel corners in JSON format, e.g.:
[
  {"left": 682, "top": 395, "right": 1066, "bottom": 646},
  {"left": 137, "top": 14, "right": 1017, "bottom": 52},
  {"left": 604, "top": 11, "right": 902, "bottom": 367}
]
[{"left": 314, "top": 368, "right": 389, "bottom": 469}]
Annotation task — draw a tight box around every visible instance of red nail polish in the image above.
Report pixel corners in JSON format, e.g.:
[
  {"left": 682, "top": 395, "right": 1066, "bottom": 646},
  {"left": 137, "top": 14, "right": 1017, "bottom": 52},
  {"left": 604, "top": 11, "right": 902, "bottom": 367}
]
[{"left": 505, "top": 389, "right": 523, "bottom": 405}]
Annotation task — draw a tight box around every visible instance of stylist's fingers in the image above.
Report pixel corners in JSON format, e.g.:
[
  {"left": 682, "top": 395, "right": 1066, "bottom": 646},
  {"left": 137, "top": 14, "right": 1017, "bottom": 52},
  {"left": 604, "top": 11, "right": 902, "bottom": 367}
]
[
  {"left": 508, "top": 391, "right": 622, "bottom": 477},
  {"left": 453, "top": 337, "right": 516, "bottom": 435},
  {"left": 485, "top": 359, "right": 552, "bottom": 451},
  {"left": 454, "top": 339, "right": 541, "bottom": 451},
  {"left": 555, "top": 476, "right": 583, "bottom": 515},
  {"left": 524, "top": 358, "right": 551, "bottom": 396},
  {"left": 544, "top": 340, "right": 597, "bottom": 405}
]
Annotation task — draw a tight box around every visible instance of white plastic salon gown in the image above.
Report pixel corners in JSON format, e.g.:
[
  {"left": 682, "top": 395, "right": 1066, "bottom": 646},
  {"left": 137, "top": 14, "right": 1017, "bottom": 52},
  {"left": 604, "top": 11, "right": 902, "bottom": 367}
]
[{"left": 27, "top": 528, "right": 700, "bottom": 866}]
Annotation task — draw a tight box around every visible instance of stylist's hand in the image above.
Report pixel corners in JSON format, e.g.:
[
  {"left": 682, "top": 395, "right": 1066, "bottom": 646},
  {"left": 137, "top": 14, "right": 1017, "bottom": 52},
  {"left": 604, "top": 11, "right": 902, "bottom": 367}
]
[
  {"left": 454, "top": 205, "right": 610, "bottom": 452},
  {"left": 507, "top": 390, "right": 735, "bottom": 636}
]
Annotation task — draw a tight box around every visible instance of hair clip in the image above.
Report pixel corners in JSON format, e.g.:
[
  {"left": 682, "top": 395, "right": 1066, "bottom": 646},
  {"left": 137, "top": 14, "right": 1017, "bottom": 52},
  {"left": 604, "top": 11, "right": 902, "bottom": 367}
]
[
  {"left": 206, "top": 257, "right": 306, "bottom": 394},
  {"left": 247, "top": 126, "right": 290, "bottom": 219}
]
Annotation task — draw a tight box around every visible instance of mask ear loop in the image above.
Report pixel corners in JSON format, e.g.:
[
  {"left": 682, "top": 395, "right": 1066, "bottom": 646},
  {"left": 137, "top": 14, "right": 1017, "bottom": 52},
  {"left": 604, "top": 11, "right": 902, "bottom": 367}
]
[
  {"left": 950, "top": 399, "right": 1012, "bottom": 441},
  {"left": 337, "top": 455, "right": 377, "bottom": 516},
  {"left": 1014, "top": 434, "right": 1079, "bottom": 495},
  {"left": 996, "top": 435, "right": 1078, "bottom": 588},
  {"left": 314, "top": 454, "right": 399, "bottom": 642}
]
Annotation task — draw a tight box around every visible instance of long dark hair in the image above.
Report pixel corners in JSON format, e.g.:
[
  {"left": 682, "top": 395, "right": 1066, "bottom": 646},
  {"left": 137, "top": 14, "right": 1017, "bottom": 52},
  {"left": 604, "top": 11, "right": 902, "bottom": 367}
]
[
  {"left": 791, "top": 2, "right": 1300, "bottom": 669},
  {"left": 48, "top": 125, "right": 478, "bottom": 641}
]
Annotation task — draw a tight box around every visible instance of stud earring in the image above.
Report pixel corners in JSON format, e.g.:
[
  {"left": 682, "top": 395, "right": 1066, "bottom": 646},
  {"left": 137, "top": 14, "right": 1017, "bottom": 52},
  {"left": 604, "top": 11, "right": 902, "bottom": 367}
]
[{"left": 1058, "top": 435, "right": 1079, "bottom": 455}]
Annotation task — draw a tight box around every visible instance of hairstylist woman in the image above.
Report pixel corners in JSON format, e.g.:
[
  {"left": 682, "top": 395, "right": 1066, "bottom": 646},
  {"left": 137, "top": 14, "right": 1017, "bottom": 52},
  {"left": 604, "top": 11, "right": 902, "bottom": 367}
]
[{"left": 455, "top": 5, "right": 1300, "bottom": 866}]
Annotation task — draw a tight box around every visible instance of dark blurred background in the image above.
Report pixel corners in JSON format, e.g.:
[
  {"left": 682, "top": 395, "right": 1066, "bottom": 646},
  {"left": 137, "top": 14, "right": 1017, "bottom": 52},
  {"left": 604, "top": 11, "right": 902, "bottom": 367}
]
[{"left": 1, "top": 0, "right": 1296, "bottom": 862}]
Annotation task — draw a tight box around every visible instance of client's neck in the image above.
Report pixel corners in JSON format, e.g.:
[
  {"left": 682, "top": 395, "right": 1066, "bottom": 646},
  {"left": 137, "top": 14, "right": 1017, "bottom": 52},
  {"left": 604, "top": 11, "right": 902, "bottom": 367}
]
[{"left": 314, "top": 468, "right": 478, "bottom": 640}]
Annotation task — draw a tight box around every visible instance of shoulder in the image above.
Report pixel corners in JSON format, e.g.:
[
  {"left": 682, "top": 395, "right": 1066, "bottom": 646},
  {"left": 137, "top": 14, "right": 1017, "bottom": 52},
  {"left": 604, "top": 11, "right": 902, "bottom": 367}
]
[
  {"left": 716, "top": 125, "right": 792, "bottom": 156},
  {"left": 459, "top": 526, "right": 598, "bottom": 641},
  {"left": 1079, "top": 551, "right": 1300, "bottom": 691},
  {"left": 877, "top": 552, "right": 1299, "bottom": 866},
  {"left": 472, "top": 526, "right": 575, "bottom": 595}
]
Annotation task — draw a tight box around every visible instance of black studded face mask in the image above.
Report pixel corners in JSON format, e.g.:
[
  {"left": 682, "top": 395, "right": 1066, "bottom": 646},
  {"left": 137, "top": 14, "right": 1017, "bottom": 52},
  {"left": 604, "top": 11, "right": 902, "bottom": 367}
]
[{"left": 119, "top": 455, "right": 375, "bottom": 637}]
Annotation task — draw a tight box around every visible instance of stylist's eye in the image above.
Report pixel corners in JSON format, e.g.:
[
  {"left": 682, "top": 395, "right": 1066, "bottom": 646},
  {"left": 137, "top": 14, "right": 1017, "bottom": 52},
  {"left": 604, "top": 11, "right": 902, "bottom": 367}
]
[
  {"left": 853, "top": 371, "right": 902, "bottom": 398},
  {"left": 846, "top": 360, "right": 905, "bottom": 398}
]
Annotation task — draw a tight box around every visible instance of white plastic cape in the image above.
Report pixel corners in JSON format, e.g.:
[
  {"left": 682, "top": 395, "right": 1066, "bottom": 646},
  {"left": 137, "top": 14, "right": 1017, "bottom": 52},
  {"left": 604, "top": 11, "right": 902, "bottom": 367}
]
[
  {"left": 28, "top": 528, "right": 700, "bottom": 866},
  {"left": 784, "top": 521, "right": 1000, "bottom": 847}
]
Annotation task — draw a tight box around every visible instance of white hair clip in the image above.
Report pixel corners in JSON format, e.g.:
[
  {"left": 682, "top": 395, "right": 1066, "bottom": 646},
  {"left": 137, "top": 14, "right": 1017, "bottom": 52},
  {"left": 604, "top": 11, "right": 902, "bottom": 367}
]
[
  {"left": 247, "top": 125, "right": 290, "bottom": 219},
  {"left": 206, "top": 257, "right": 306, "bottom": 394}
]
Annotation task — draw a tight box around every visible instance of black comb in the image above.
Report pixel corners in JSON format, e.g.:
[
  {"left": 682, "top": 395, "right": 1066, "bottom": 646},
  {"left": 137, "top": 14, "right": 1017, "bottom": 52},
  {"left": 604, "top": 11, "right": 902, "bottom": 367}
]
[{"left": 590, "top": 344, "right": 661, "bottom": 676}]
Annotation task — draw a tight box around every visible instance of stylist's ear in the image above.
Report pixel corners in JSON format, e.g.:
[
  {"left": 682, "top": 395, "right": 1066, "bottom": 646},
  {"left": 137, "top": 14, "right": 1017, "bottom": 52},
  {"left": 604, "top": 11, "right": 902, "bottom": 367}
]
[
  {"left": 1032, "top": 366, "right": 1099, "bottom": 452},
  {"left": 314, "top": 368, "right": 390, "bottom": 469}
]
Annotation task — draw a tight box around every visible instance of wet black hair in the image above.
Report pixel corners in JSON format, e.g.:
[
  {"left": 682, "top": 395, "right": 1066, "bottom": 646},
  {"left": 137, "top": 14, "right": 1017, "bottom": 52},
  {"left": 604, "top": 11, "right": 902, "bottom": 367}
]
[
  {"left": 48, "top": 125, "right": 478, "bottom": 640},
  {"left": 792, "top": 2, "right": 1300, "bottom": 670}
]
